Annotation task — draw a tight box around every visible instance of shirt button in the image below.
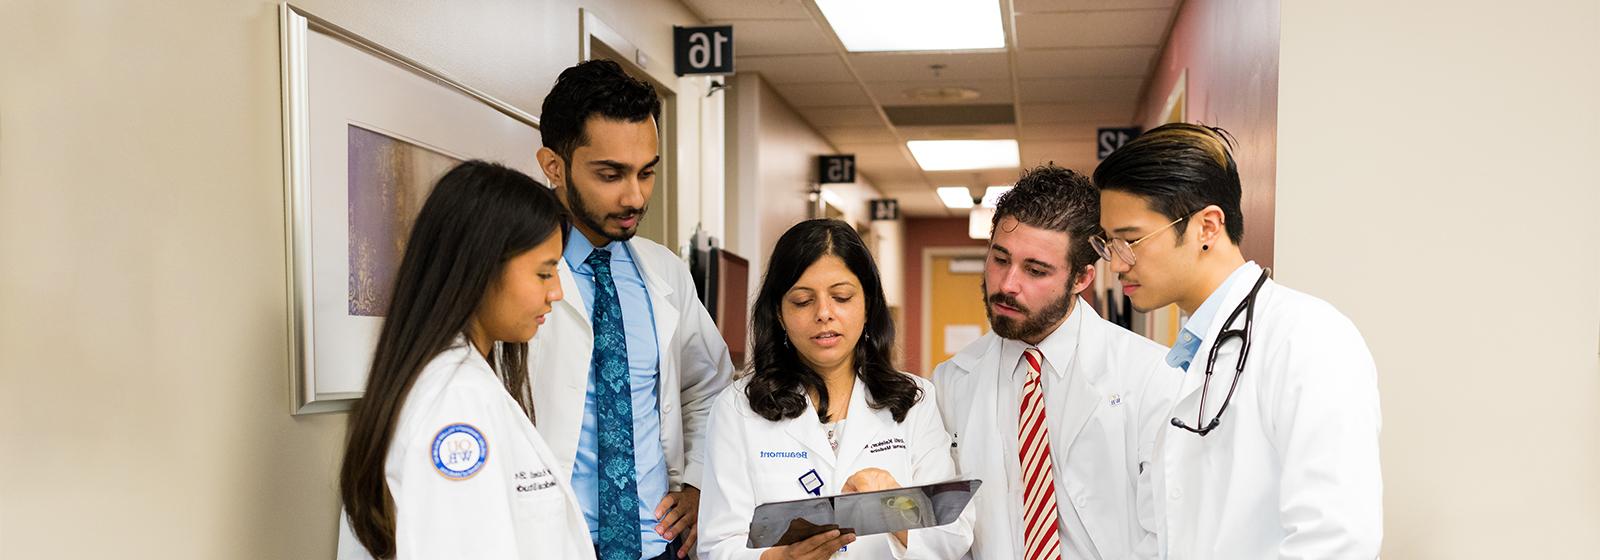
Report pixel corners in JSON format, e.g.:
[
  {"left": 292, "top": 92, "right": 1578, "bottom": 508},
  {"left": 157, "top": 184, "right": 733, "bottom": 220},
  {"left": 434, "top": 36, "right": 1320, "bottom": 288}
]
[
  {"left": 1075, "top": 496, "right": 1088, "bottom": 509},
  {"left": 662, "top": 403, "right": 674, "bottom": 414},
  {"left": 1169, "top": 487, "right": 1183, "bottom": 501}
]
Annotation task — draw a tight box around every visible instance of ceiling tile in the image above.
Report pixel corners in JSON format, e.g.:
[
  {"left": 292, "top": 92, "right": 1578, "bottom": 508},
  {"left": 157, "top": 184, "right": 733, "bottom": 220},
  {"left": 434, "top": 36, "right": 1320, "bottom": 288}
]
[
  {"left": 878, "top": 189, "right": 950, "bottom": 217},
  {"left": 798, "top": 106, "right": 884, "bottom": 127},
  {"left": 735, "top": 54, "right": 852, "bottom": 84},
  {"left": 895, "top": 124, "right": 1018, "bottom": 141},
  {"left": 730, "top": 20, "right": 837, "bottom": 56},
  {"left": 867, "top": 79, "right": 1014, "bottom": 106},
  {"left": 684, "top": 0, "right": 811, "bottom": 20},
  {"left": 1018, "top": 77, "right": 1143, "bottom": 103},
  {"left": 1019, "top": 101, "right": 1137, "bottom": 124},
  {"left": 835, "top": 142, "right": 917, "bottom": 170},
  {"left": 1015, "top": 47, "right": 1157, "bottom": 79},
  {"left": 1014, "top": 0, "right": 1176, "bottom": 13},
  {"left": 819, "top": 125, "right": 899, "bottom": 144},
  {"left": 1019, "top": 140, "right": 1098, "bottom": 168},
  {"left": 922, "top": 169, "right": 1027, "bottom": 189},
  {"left": 848, "top": 52, "right": 1011, "bottom": 83},
  {"left": 1019, "top": 123, "right": 1099, "bottom": 141},
  {"left": 1015, "top": 10, "right": 1172, "bottom": 49},
  {"left": 770, "top": 82, "right": 873, "bottom": 107}
]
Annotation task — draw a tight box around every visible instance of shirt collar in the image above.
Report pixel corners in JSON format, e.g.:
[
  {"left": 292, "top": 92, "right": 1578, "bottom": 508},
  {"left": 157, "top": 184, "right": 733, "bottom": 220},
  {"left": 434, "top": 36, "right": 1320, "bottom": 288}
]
[
  {"left": 561, "top": 226, "right": 633, "bottom": 271},
  {"left": 1001, "top": 298, "right": 1084, "bottom": 380},
  {"left": 1166, "top": 262, "right": 1255, "bottom": 369}
]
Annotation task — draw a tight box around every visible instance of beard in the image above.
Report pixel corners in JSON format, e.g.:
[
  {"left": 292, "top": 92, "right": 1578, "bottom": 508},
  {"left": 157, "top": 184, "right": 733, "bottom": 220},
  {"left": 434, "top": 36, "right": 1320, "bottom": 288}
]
[
  {"left": 564, "top": 170, "right": 647, "bottom": 242},
  {"left": 983, "top": 279, "right": 1075, "bottom": 342}
]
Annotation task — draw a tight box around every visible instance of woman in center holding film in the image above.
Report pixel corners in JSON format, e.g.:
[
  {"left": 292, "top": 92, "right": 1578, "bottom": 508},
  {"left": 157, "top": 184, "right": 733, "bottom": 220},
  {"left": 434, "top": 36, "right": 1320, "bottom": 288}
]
[{"left": 698, "top": 219, "right": 974, "bottom": 560}]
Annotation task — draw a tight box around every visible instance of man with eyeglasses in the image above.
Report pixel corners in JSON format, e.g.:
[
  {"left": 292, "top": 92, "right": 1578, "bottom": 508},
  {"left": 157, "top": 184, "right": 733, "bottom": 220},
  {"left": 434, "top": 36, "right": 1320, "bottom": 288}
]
[
  {"left": 933, "top": 164, "right": 1181, "bottom": 560},
  {"left": 1094, "top": 123, "right": 1382, "bottom": 559}
]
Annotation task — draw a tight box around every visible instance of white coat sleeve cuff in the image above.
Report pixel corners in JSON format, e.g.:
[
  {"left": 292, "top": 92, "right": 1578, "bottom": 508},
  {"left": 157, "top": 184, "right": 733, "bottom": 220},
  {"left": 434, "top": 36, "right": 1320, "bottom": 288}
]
[{"left": 682, "top": 459, "right": 705, "bottom": 491}]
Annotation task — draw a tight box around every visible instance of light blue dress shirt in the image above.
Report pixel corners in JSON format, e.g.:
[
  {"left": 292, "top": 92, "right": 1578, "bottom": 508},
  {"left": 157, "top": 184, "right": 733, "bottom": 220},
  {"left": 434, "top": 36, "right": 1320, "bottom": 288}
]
[
  {"left": 564, "top": 231, "right": 671, "bottom": 559},
  {"left": 1166, "top": 263, "right": 1255, "bottom": 371}
]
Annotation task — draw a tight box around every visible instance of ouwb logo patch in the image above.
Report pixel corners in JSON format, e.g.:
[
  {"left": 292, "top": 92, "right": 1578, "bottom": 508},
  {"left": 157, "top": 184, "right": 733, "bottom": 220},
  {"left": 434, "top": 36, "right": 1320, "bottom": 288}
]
[{"left": 432, "top": 423, "right": 488, "bottom": 480}]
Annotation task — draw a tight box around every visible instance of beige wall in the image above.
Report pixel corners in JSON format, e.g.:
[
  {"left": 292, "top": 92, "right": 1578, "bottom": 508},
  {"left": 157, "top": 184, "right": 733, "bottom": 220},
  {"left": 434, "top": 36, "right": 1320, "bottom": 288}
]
[
  {"left": 1278, "top": 0, "right": 1600, "bottom": 557},
  {"left": 0, "top": 0, "right": 716, "bottom": 557}
]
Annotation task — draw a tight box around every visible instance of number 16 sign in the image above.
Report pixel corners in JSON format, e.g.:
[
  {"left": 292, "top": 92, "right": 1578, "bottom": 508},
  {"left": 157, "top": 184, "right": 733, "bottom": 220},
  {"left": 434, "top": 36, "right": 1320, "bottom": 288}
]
[{"left": 674, "top": 26, "right": 734, "bottom": 76}]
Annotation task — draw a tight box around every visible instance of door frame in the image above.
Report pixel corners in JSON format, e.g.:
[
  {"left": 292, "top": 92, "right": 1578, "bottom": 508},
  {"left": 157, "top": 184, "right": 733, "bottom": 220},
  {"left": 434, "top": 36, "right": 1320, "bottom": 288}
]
[{"left": 578, "top": 9, "right": 679, "bottom": 250}]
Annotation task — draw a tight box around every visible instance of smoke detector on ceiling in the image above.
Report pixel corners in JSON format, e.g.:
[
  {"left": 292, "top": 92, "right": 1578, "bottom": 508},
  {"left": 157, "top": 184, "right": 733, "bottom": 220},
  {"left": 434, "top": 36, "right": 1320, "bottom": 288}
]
[{"left": 903, "top": 86, "right": 981, "bottom": 102}]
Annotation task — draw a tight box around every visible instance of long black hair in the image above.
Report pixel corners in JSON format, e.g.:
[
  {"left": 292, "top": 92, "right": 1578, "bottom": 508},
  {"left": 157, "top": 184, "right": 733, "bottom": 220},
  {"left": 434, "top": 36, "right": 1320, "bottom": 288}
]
[
  {"left": 340, "top": 160, "right": 568, "bottom": 559},
  {"left": 745, "top": 219, "right": 921, "bottom": 423}
]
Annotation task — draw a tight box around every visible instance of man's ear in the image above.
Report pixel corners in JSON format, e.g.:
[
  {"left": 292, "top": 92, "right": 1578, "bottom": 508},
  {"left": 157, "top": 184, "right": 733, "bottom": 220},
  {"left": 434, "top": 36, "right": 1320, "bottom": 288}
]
[
  {"left": 1070, "top": 263, "right": 1097, "bottom": 296},
  {"left": 536, "top": 147, "right": 564, "bottom": 189},
  {"left": 1195, "top": 204, "right": 1227, "bottom": 247}
]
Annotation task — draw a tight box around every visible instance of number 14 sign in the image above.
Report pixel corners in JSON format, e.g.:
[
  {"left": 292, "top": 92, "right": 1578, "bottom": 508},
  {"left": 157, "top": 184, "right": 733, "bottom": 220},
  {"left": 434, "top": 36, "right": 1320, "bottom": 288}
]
[{"left": 674, "top": 26, "right": 734, "bottom": 76}]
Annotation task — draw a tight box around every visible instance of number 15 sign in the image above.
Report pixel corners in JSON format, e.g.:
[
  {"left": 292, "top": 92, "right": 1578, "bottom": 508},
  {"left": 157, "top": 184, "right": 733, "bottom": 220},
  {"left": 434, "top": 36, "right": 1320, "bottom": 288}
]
[{"left": 674, "top": 26, "right": 734, "bottom": 76}]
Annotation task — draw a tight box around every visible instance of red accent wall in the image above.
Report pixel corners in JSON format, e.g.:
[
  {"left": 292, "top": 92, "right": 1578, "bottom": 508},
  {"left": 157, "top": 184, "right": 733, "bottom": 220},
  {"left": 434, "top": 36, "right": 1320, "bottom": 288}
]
[
  {"left": 900, "top": 217, "right": 989, "bottom": 376},
  {"left": 1136, "top": 0, "right": 1279, "bottom": 268}
]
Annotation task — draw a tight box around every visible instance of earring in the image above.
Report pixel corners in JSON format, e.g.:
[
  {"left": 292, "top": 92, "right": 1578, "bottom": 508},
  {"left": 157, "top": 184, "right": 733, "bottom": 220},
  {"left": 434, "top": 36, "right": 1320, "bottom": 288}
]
[{"left": 1202, "top": 244, "right": 1209, "bottom": 251}]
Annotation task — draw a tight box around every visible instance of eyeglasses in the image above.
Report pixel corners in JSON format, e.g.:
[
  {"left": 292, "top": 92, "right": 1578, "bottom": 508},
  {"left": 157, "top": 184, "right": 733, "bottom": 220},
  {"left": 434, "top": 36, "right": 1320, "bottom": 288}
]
[
  {"left": 1089, "top": 211, "right": 1195, "bottom": 267},
  {"left": 1171, "top": 268, "right": 1270, "bottom": 436}
]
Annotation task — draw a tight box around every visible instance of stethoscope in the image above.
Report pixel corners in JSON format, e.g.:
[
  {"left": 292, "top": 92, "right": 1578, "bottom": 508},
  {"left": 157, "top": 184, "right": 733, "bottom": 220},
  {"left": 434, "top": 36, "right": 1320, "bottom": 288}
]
[{"left": 1171, "top": 268, "right": 1272, "bottom": 437}]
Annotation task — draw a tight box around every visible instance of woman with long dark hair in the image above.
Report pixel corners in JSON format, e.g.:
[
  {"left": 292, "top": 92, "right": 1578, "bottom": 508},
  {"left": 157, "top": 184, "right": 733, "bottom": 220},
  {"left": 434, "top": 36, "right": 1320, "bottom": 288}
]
[
  {"left": 697, "top": 219, "right": 973, "bottom": 560},
  {"left": 336, "top": 160, "right": 594, "bottom": 559}
]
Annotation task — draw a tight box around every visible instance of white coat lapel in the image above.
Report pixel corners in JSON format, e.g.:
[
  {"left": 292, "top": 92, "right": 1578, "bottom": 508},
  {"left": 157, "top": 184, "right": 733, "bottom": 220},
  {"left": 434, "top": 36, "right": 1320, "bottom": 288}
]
[
  {"left": 1054, "top": 301, "right": 1107, "bottom": 448},
  {"left": 834, "top": 376, "right": 892, "bottom": 476},
  {"left": 629, "top": 239, "right": 680, "bottom": 356},
  {"left": 784, "top": 393, "right": 837, "bottom": 472},
  {"left": 555, "top": 260, "right": 592, "bottom": 331}
]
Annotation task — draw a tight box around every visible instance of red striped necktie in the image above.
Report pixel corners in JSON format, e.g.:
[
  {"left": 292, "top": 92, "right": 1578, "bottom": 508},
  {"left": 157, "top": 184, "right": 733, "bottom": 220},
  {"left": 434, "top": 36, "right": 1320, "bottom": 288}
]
[{"left": 1019, "top": 348, "right": 1063, "bottom": 560}]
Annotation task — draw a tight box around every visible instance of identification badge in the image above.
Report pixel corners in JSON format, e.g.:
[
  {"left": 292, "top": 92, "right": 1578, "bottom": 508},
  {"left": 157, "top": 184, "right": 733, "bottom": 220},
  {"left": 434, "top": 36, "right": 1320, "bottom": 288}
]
[{"left": 798, "top": 469, "right": 824, "bottom": 496}]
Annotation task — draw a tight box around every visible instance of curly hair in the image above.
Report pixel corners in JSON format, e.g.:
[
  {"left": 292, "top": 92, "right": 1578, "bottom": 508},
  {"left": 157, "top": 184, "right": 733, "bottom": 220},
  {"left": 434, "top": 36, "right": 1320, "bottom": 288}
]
[{"left": 990, "top": 164, "right": 1102, "bottom": 284}]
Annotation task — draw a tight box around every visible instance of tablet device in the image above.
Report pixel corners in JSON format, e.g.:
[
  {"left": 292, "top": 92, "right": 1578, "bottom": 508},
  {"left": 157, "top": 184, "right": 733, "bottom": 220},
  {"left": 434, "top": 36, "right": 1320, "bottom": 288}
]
[{"left": 745, "top": 479, "right": 981, "bottom": 549}]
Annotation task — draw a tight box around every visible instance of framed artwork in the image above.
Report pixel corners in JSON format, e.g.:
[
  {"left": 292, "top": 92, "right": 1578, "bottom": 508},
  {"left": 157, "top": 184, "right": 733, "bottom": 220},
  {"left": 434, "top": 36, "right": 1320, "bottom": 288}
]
[{"left": 280, "top": 4, "right": 542, "bottom": 414}]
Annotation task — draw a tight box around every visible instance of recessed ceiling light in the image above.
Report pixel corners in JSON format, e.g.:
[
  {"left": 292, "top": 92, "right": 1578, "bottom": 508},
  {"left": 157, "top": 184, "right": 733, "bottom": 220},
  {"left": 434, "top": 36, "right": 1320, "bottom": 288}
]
[
  {"left": 903, "top": 86, "right": 982, "bottom": 102},
  {"left": 908, "top": 139, "right": 1020, "bottom": 171},
  {"left": 936, "top": 186, "right": 975, "bottom": 209},
  {"left": 981, "top": 185, "right": 1011, "bottom": 208},
  {"left": 816, "top": 0, "right": 1006, "bottom": 53}
]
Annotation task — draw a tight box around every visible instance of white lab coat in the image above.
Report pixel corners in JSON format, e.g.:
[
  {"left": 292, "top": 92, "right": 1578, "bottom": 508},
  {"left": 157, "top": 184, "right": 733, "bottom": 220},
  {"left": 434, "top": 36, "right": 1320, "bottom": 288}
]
[
  {"left": 336, "top": 339, "right": 595, "bottom": 560},
  {"left": 934, "top": 299, "right": 1178, "bottom": 560},
  {"left": 699, "top": 374, "right": 975, "bottom": 559},
  {"left": 1152, "top": 262, "right": 1382, "bottom": 559},
  {"left": 526, "top": 236, "right": 734, "bottom": 490}
]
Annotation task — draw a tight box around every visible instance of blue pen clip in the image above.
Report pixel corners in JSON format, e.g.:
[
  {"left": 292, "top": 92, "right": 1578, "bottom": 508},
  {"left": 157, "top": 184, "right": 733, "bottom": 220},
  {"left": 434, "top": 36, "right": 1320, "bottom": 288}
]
[{"left": 798, "top": 469, "right": 824, "bottom": 496}]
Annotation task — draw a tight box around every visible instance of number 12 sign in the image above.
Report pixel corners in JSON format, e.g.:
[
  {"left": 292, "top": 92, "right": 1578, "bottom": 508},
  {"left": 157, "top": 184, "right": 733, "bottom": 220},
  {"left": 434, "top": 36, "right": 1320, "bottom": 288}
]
[{"left": 674, "top": 26, "right": 734, "bottom": 76}]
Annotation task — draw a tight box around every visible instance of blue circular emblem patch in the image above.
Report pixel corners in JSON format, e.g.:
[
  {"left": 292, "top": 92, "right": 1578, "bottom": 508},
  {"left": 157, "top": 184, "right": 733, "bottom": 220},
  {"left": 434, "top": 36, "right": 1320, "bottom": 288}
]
[{"left": 432, "top": 423, "right": 487, "bottom": 480}]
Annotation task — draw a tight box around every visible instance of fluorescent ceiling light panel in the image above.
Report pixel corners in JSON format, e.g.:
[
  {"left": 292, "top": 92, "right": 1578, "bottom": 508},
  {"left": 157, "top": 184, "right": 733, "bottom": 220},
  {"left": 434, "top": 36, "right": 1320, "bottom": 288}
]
[
  {"left": 981, "top": 185, "right": 1011, "bottom": 208},
  {"left": 907, "top": 139, "right": 1021, "bottom": 171},
  {"left": 937, "top": 186, "right": 975, "bottom": 209},
  {"left": 816, "top": 0, "right": 1005, "bottom": 52}
]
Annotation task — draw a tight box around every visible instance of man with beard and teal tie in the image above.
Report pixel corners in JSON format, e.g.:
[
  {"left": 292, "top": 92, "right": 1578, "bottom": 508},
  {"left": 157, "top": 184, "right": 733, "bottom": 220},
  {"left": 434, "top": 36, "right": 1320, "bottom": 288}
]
[{"left": 529, "top": 59, "right": 734, "bottom": 560}]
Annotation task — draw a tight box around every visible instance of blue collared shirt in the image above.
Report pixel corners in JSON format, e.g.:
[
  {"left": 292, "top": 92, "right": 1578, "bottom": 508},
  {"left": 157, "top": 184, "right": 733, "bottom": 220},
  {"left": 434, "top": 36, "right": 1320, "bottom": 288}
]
[
  {"left": 564, "top": 231, "right": 670, "bottom": 559},
  {"left": 1167, "top": 263, "right": 1256, "bottom": 371}
]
